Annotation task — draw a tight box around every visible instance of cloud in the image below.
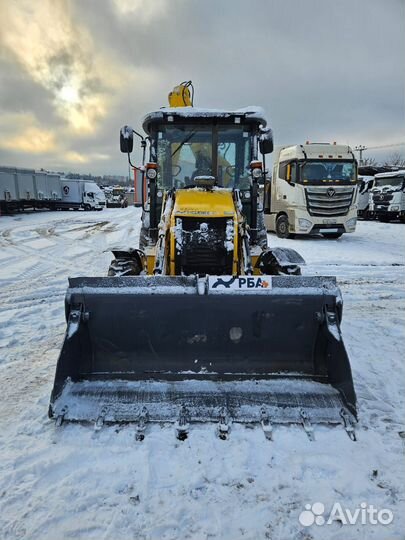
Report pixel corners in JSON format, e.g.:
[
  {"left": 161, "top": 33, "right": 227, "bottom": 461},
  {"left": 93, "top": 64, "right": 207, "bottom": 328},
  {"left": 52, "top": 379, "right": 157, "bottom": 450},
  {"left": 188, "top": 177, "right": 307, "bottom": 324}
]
[
  {"left": 112, "top": 0, "right": 169, "bottom": 22},
  {"left": 0, "top": 0, "right": 404, "bottom": 174},
  {"left": 0, "top": 113, "right": 56, "bottom": 154},
  {"left": 0, "top": 0, "right": 119, "bottom": 133}
]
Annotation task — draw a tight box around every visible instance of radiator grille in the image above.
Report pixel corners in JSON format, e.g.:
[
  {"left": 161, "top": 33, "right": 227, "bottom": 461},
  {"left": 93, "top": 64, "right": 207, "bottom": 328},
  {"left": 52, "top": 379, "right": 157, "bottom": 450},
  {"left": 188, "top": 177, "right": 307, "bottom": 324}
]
[{"left": 305, "top": 187, "right": 354, "bottom": 217}]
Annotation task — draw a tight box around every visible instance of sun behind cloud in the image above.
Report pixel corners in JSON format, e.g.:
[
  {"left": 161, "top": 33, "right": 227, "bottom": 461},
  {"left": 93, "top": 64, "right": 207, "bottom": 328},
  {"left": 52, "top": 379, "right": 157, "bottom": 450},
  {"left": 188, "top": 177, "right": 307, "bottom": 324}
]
[{"left": 0, "top": 0, "right": 119, "bottom": 134}]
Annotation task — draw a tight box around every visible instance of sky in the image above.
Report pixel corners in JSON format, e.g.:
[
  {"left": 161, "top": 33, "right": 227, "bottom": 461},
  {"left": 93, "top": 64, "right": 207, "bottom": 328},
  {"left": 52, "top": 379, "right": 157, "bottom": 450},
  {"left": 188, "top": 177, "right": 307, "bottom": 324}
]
[{"left": 0, "top": 0, "right": 404, "bottom": 176}]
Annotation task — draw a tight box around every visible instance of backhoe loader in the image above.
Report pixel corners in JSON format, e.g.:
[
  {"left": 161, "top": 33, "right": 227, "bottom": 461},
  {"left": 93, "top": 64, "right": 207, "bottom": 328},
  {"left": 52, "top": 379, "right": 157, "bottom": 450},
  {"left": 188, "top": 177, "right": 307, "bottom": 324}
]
[{"left": 49, "top": 82, "right": 357, "bottom": 440}]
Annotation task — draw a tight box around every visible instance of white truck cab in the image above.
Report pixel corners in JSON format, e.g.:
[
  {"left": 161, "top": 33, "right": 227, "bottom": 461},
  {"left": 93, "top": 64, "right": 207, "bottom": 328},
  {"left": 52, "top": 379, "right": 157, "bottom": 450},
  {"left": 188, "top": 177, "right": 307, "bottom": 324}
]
[
  {"left": 83, "top": 182, "right": 106, "bottom": 210},
  {"left": 357, "top": 176, "right": 375, "bottom": 219},
  {"left": 369, "top": 170, "right": 405, "bottom": 222},
  {"left": 60, "top": 179, "right": 106, "bottom": 210},
  {"left": 264, "top": 143, "right": 358, "bottom": 238}
]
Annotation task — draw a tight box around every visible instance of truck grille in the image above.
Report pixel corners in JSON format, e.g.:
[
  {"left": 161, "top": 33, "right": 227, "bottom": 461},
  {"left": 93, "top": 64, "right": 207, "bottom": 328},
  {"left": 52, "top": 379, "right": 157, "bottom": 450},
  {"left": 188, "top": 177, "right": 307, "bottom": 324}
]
[
  {"left": 305, "top": 187, "right": 354, "bottom": 217},
  {"left": 373, "top": 193, "right": 392, "bottom": 206}
]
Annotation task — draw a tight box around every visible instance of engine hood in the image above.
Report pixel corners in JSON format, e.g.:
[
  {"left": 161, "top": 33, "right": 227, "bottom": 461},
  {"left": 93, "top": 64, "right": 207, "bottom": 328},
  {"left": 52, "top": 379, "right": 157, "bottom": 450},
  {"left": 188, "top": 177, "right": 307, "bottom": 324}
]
[{"left": 173, "top": 188, "right": 236, "bottom": 218}]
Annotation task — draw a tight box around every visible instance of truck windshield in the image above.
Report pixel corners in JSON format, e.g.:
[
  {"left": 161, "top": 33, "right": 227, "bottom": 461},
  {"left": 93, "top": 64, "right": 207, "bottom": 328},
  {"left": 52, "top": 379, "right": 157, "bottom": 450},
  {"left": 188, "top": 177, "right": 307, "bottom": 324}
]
[
  {"left": 156, "top": 124, "right": 251, "bottom": 189},
  {"left": 301, "top": 161, "right": 356, "bottom": 184},
  {"left": 374, "top": 177, "right": 404, "bottom": 189}
]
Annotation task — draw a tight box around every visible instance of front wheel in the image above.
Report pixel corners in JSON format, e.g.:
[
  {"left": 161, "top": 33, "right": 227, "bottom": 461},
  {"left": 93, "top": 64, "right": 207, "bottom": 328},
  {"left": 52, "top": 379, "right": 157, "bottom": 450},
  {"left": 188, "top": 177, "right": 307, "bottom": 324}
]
[
  {"left": 275, "top": 215, "right": 293, "bottom": 239},
  {"left": 322, "top": 233, "right": 343, "bottom": 239},
  {"left": 108, "top": 258, "right": 141, "bottom": 277}
]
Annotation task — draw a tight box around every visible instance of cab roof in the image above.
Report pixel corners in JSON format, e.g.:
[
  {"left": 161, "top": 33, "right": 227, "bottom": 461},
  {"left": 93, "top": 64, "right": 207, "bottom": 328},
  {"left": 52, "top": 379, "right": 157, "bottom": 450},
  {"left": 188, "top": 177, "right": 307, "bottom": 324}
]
[
  {"left": 374, "top": 169, "right": 405, "bottom": 179},
  {"left": 142, "top": 106, "right": 267, "bottom": 134}
]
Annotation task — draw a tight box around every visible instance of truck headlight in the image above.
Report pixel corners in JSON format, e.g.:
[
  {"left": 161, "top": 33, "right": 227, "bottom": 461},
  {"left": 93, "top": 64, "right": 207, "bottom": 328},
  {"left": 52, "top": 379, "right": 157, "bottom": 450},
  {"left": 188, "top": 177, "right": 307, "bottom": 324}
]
[
  {"left": 390, "top": 205, "right": 399, "bottom": 211},
  {"left": 346, "top": 217, "right": 357, "bottom": 229},
  {"left": 298, "top": 218, "right": 312, "bottom": 231}
]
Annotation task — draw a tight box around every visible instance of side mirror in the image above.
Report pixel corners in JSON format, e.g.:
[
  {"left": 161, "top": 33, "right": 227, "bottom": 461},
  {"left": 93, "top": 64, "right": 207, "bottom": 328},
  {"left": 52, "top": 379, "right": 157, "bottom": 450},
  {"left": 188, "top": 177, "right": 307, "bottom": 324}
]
[
  {"left": 120, "top": 125, "right": 134, "bottom": 153},
  {"left": 259, "top": 127, "right": 274, "bottom": 155}
]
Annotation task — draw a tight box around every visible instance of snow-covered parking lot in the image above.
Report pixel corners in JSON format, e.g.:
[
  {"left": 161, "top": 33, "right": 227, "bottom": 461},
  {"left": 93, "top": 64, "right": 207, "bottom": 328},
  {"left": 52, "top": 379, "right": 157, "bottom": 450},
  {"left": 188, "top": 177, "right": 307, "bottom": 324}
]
[{"left": 0, "top": 208, "right": 404, "bottom": 540}]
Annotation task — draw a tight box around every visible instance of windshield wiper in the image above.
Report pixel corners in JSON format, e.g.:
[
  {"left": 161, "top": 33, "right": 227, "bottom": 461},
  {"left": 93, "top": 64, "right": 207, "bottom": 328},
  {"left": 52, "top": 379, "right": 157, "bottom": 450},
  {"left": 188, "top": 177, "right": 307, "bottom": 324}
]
[{"left": 171, "top": 131, "right": 196, "bottom": 158}]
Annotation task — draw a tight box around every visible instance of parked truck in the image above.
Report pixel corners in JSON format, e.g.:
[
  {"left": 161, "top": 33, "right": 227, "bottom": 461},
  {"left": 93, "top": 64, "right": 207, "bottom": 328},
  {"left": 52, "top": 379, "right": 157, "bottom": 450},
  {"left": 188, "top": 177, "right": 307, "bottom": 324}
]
[
  {"left": 264, "top": 143, "right": 358, "bottom": 238},
  {"left": 105, "top": 186, "right": 128, "bottom": 208},
  {"left": 357, "top": 175, "right": 375, "bottom": 219},
  {"left": 58, "top": 178, "right": 106, "bottom": 211},
  {"left": 1, "top": 166, "right": 62, "bottom": 213},
  {"left": 369, "top": 170, "right": 405, "bottom": 222}
]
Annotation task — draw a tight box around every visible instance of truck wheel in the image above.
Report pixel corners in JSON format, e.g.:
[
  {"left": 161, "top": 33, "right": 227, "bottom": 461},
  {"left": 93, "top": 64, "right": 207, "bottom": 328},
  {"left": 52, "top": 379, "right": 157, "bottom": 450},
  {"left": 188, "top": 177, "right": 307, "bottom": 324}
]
[
  {"left": 275, "top": 215, "right": 292, "bottom": 239},
  {"left": 322, "top": 233, "right": 343, "bottom": 239},
  {"left": 108, "top": 258, "right": 141, "bottom": 277},
  {"left": 84, "top": 204, "right": 91, "bottom": 211}
]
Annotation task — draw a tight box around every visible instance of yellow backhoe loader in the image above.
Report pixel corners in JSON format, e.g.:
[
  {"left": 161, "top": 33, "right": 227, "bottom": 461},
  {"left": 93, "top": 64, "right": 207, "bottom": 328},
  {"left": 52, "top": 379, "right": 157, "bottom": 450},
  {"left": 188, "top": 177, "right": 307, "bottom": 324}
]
[{"left": 49, "top": 83, "right": 357, "bottom": 440}]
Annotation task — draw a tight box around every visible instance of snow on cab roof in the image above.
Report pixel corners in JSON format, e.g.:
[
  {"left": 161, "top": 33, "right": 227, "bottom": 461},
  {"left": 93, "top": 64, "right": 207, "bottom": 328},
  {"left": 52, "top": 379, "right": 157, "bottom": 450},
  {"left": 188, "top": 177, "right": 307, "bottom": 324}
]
[
  {"left": 374, "top": 169, "right": 405, "bottom": 178},
  {"left": 142, "top": 106, "right": 267, "bottom": 133}
]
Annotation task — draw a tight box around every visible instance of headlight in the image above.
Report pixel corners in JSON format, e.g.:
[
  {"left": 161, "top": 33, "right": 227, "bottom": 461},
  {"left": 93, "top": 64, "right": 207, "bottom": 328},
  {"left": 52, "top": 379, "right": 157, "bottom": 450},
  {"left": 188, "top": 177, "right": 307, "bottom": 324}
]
[
  {"left": 346, "top": 217, "right": 357, "bottom": 228},
  {"left": 390, "top": 205, "right": 399, "bottom": 211},
  {"left": 252, "top": 167, "right": 263, "bottom": 179},
  {"left": 243, "top": 191, "right": 251, "bottom": 199},
  {"left": 157, "top": 190, "right": 163, "bottom": 198},
  {"left": 298, "top": 218, "right": 312, "bottom": 230},
  {"left": 146, "top": 168, "right": 157, "bottom": 180}
]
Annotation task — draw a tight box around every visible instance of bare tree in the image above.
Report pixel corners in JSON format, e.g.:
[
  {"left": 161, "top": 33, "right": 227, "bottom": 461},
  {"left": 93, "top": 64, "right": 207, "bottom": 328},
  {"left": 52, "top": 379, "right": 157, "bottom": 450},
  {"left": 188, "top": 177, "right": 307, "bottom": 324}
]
[
  {"left": 382, "top": 152, "right": 405, "bottom": 168},
  {"left": 362, "top": 156, "right": 378, "bottom": 167}
]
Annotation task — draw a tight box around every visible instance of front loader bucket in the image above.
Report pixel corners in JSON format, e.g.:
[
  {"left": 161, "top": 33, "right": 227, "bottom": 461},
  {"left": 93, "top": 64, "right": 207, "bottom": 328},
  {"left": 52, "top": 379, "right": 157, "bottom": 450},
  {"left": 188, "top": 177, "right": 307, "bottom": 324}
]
[{"left": 49, "top": 275, "right": 357, "bottom": 432}]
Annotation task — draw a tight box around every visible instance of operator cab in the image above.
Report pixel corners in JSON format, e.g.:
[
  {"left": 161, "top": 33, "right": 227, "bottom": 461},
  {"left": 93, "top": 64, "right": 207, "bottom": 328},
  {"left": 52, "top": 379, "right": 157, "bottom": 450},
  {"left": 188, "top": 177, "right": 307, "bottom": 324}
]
[{"left": 142, "top": 107, "right": 271, "bottom": 191}]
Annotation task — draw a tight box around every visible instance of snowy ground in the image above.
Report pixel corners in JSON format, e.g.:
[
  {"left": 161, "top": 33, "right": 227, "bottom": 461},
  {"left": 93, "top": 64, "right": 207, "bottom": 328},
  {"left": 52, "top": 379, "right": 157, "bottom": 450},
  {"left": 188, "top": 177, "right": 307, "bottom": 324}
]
[{"left": 0, "top": 208, "right": 404, "bottom": 540}]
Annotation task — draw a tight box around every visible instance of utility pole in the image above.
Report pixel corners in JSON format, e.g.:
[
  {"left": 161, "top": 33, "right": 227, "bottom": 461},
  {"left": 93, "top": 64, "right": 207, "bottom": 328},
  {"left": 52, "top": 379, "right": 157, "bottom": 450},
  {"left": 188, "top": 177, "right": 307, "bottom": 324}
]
[{"left": 354, "top": 145, "right": 367, "bottom": 166}]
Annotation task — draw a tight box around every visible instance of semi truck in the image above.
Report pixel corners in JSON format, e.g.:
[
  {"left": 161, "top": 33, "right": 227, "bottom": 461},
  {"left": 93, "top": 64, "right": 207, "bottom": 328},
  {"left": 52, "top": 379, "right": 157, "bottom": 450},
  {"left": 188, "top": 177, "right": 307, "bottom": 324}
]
[
  {"left": 58, "top": 178, "right": 106, "bottom": 211},
  {"left": 0, "top": 166, "right": 62, "bottom": 213},
  {"left": 357, "top": 175, "right": 375, "bottom": 219},
  {"left": 369, "top": 170, "right": 405, "bottom": 222},
  {"left": 264, "top": 143, "right": 358, "bottom": 238},
  {"left": 1, "top": 168, "right": 105, "bottom": 214}
]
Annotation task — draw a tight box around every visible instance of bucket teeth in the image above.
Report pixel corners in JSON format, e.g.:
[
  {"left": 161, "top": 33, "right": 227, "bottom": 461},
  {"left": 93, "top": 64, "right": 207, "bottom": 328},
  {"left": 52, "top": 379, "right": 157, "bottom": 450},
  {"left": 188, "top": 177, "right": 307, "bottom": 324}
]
[
  {"left": 135, "top": 407, "right": 149, "bottom": 441},
  {"left": 94, "top": 406, "right": 107, "bottom": 432},
  {"left": 55, "top": 406, "right": 68, "bottom": 427},
  {"left": 217, "top": 407, "right": 231, "bottom": 440},
  {"left": 260, "top": 406, "right": 273, "bottom": 440},
  {"left": 340, "top": 408, "right": 357, "bottom": 441},
  {"left": 175, "top": 405, "right": 190, "bottom": 441},
  {"left": 300, "top": 408, "right": 315, "bottom": 441}
]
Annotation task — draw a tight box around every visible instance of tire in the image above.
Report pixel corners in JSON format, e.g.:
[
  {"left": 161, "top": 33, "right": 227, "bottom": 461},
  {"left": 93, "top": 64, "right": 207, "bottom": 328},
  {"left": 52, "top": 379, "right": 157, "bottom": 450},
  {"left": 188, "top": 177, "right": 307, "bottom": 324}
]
[
  {"left": 84, "top": 204, "right": 91, "bottom": 211},
  {"left": 108, "top": 258, "right": 141, "bottom": 277},
  {"left": 275, "top": 214, "right": 292, "bottom": 239},
  {"left": 322, "top": 233, "right": 343, "bottom": 239}
]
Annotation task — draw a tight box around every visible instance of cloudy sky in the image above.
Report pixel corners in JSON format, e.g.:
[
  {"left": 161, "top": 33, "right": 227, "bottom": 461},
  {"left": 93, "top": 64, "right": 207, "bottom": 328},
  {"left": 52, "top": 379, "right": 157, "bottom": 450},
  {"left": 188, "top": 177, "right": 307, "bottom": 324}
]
[{"left": 0, "top": 0, "right": 404, "bottom": 175}]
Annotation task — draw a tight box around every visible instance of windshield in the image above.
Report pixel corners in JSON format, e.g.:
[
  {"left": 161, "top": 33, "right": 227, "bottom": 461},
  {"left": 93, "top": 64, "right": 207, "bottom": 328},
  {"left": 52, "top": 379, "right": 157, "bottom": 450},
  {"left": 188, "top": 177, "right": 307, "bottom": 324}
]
[
  {"left": 156, "top": 124, "right": 251, "bottom": 189},
  {"left": 374, "top": 177, "right": 404, "bottom": 189},
  {"left": 301, "top": 161, "right": 356, "bottom": 184}
]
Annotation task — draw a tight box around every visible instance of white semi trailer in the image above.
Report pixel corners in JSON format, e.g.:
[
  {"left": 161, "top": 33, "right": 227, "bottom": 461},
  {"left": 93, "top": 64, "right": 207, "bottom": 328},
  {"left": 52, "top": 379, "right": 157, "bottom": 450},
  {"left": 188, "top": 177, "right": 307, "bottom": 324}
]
[
  {"left": 369, "top": 170, "right": 405, "bottom": 222},
  {"left": 58, "top": 178, "right": 106, "bottom": 210},
  {"left": 264, "top": 143, "right": 358, "bottom": 238},
  {"left": 0, "top": 167, "right": 62, "bottom": 213}
]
